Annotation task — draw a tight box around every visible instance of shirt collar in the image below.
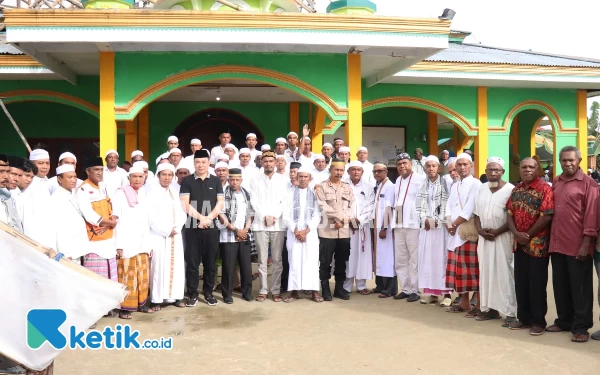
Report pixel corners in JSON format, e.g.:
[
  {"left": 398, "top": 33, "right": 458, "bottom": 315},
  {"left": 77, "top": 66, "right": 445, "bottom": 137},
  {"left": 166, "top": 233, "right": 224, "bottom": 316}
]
[{"left": 558, "top": 168, "right": 584, "bottom": 182}]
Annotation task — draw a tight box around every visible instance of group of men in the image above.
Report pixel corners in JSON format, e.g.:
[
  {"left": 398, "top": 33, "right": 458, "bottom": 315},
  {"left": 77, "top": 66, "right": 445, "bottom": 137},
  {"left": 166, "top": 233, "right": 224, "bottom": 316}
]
[{"left": 0, "top": 127, "right": 598, "bottom": 343}]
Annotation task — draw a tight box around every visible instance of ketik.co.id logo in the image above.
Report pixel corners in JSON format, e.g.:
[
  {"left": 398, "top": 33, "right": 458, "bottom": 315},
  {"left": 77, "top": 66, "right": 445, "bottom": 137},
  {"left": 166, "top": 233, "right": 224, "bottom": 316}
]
[{"left": 26, "top": 309, "right": 173, "bottom": 350}]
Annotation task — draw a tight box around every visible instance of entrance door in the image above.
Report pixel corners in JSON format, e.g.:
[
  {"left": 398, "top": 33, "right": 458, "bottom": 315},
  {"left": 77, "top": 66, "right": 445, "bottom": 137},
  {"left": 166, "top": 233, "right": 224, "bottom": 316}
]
[{"left": 172, "top": 108, "right": 264, "bottom": 155}]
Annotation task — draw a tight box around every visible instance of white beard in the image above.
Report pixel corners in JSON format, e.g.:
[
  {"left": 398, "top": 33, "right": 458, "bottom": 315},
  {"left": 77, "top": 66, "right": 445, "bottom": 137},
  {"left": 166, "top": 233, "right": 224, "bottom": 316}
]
[{"left": 488, "top": 181, "right": 499, "bottom": 188}]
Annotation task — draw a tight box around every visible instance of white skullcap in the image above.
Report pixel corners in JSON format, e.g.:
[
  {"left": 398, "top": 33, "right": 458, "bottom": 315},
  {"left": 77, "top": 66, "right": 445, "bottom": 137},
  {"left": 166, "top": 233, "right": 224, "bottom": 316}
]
[
  {"left": 29, "top": 149, "right": 49, "bottom": 161},
  {"left": 348, "top": 161, "right": 363, "bottom": 169},
  {"left": 167, "top": 135, "right": 178, "bottom": 143},
  {"left": 261, "top": 144, "right": 271, "bottom": 151},
  {"left": 456, "top": 153, "right": 472, "bottom": 163},
  {"left": 276, "top": 154, "right": 287, "bottom": 160},
  {"left": 177, "top": 165, "right": 190, "bottom": 171},
  {"left": 132, "top": 161, "right": 149, "bottom": 170},
  {"left": 424, "top": 155, "right": 440, "bottom": 164},
  {"left": 56, "top": 164, "right": 75, "bottom": 175},
  {"left": 588, "top": 168, "right": 593, "bottom": 173},
  {"left": 105, "top": 149, "right": 118, "bottom": 158},
  {"left": 169, "top": 148, "right": 182, "bottom": 155},
  {"left": 287, "top": 131, "right": 298, "bottom": 138},
  {"left": 304, "top": 137, "right": 311, "bottom": 141},
  {"left": 486, "top": 156, "right": 505, "bottom": 168},
  {"left": 314, "top": 154, "right": 325, "bottom": 161},
  {"left": 275, "top": 137, "right": 287, "bottom": 145},
  {"left": 131, "top": 150, "right": 143, "bottom": 158},
  {"left": 297, "top": 166, "right": 313, "bottom": 175},
  {"left": 224, "top": 144, "right": 237, "bottom": 151},
  {"left": 322, "top": 143, "right": 333, "bottom": 149},
  {"left": 128, "top": 166, "right": 145, "bottom": 175},
  {"left": 246, "top": 133, "right": 257, "bottom": 139},
  {"left": 339, "top": 146, "right": 351, "bottom": 153},
  {"left": 59, "top": 152, "right": 77, "bottom": 162},
  {"left": 442, "top": 149, "right": 449, "bottom": 153},
  {"left": 218, "top": 155, "right": 229, "bottom": 161},
  {"left": 190, "top": 138, "right": 201, "bottom": 145},
  {"left": 357, "top": 147, "right": 368, "bottom": 153},
  {"left": 215, "top": 161, "right": 229, "bottom": 170},
  {"left": 156, "top": 163, "right": 175, "bottom": 174},
  {"left": 239, "top": 148, "right": 251, "bottom": 155}
]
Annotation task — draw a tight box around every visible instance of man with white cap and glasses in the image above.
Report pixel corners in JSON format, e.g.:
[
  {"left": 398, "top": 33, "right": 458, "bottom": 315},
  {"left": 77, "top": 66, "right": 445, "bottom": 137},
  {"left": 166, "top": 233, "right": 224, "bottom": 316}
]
[
  {"left": 392, "top": 152, "right": 425, "bottom": 302},
  {"left": 356, "top": 147, "right": 373, "bottom": 176},
  {"left": 103, "top": 149, "right": 127, "bottom": 198},
  {"left": 473, "top": 157, "right": 516, "bottom": 326},
  {"left": 344, "top": 161, "right": 374, "bottom": 295},
  {"left": 415, "top": 155, "right": 452, "bottom": 306},
  {"left": 47, "top": 151, "right": 83, "bottom": 194},
  {"left": 444, "top": 152, "right": 482, "bottom": 316},
  {"left": 210, "top": 131, "right": 232, "bottom": 167},
  {"left": 223, "top": 144, "right": 240, "bottom": 168},
  {"left": 245, "top": 133, "right": 262, "bottom": 161},
  {"left": 311, "top": 154, "right": 329, "bottom": 185}
]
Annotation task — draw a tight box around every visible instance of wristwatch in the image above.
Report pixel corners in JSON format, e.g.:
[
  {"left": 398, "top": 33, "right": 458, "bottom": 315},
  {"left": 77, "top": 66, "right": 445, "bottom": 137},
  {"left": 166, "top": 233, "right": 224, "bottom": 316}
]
[{"left": 233, "top": 228, "right": 238, "bottom": 235}]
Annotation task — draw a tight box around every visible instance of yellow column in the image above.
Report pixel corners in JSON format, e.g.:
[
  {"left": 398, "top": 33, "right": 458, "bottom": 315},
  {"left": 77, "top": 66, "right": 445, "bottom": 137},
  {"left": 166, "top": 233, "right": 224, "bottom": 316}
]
[
  {"left": 138, "top": 106, "right": 149, "bottom": 159},
  {"left": 125, "top": 119, "right": 138, "bottom": 160},
  {"left": 427, "top": 112, "right": 438, "bottom": 156},
  {"left": 474, "top": 87, "right": 488, "bottom": 177},
  {"left": 289, "top": 102, "right": 300, "bottom": 135},
  {"left": 99, "top": 52, "right": 116, "bottom": 159},
  {"left": 312, "top": 107, "right": 325, "bottom": 152},
  {"left": 510, "top": 115, "right": 519, "bottom": 155},
  {"left": 576, "top": 90, "right": 588, "bottom": 170},
  {"left": 346, "top": 54, "right": 362, "bottom": 155}
]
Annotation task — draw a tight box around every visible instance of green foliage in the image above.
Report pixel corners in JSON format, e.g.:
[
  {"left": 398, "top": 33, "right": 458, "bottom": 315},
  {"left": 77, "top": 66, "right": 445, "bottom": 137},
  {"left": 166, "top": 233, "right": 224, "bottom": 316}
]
[{"left": 588, "top": 101, "right": 600, "bottom": 137}]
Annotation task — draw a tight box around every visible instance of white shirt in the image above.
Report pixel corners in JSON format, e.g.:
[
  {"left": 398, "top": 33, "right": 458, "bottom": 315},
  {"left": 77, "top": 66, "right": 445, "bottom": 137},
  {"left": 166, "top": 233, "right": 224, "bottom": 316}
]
[
  {"left": 10, "top": 187, "right": 21, "bottom": 198},
  {"left": 103, "top": 166, "right": 127, "bottom": 199},
  {"left": 298, "top": 153, "right": 315, "bottom": 168},
  {"left": 311, "top": 168, "right": 330, "bottom": 186},
  {"left": 285, "top": 147, "right": 299, "bottom": 161},
  {"left": 249, "top": 172, "right": 288, "bottom": 231},
  {"left": 446, "top": 175, "right": 482, "bottom": 250},
  {"left": 47, "top": 176, "right": 84, "bottom": 195},
  {"left": 210, "top": 145, "right": 226, "bottom": 165},
  {"left": 112, "top": 188, "right": 151, "bottom": 258},
  {"left": 240, "top": 164, "right": 258, "bottom": 190},
  {"left": 412, "top": 159, "right": 426, "bottom": 176},
  {"left": 249, "top": 148, "right": 262, "bottom": 162},
  {"left": 51, "top": 186, "right": 89, "bottom": 258},
  {"left": 393, "top": 172, "right": 426, "bottom": 229}
]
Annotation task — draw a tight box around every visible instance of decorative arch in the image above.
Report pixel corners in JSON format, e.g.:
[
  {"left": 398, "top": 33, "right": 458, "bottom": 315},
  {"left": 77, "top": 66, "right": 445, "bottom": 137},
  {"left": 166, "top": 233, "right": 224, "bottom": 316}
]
[
  {"left": 504, "top": 100, "right": 573, "bottom": 134},
  {"left": 360, "top": 96, "right": 477, "bottom": 136},
  {"left": 114, "top": 65, "right": 347, "bottom": 121},
  {"left": 0, "top": 90, "right": 99, "bottom": 118}
]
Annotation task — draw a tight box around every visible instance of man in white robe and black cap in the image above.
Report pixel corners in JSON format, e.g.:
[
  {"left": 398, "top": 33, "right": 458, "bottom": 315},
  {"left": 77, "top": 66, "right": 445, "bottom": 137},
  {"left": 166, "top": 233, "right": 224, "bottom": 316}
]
[
  {"left": 148, "top": 163, "right": 187, "bottom": 308},
  {"left": 344, "top": 161, "right": 374, "bottom": 294},
  {"left": 283, "top": 166, "right": 323, "bottom": 302}
]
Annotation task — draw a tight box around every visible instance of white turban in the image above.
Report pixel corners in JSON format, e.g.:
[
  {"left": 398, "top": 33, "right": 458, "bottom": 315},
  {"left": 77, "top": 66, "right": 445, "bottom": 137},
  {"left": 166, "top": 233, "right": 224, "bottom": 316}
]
[
  {"left": 167, "top": 136, "right": 178, "bottom": 143},
  {"left": 128, "top": 166, "right": 145, "bottom": 175},
  {"left": 131, "top": 150, "right": 143, "bottom": 158},
  {"left": 224, "top": 144, "right": 237, "bottom": 151},
  {"left": 314, "top": 154, "right": 325, "bottom": 161},
  {"left": 348, "top": 161, "right": 363, "bottom": 169},
  {"left": 132, "top": 161, "right": 149, "bottom": 170},
  {"left": 246, "top": 133, "right": 257, "bottom": 139},
  {"left": 275, "top": 137, "right": 287, "bottom": 145},
  {"left": 424, "top": 155, "right": 440, "bottom": 164},
  {"left": 322, "top": 143, "right": 333, "bottom": 149},
  {"left": 156, "top": 163, "right": 175, "bottom": 174},
  {"left": 456, "top": 153, "right": 472, "bottom": 163},
  {"left": 276, "top": 154, "right": 287, "bottom": 160},
  {"left": 169, "top": 148, "right": 182, "bottom": 155},
  {"left": 105, "top": 149, "right": 118, "bottom": 158},
  {"left": 59, "top": 152, "right": 77, "bottom": 162},
  {"left": 56, "top": 164, "right": 75, "bottom": 175},
  {"left": 261, "top": 144, "right": 271, "bottom": 151},
  {"left": 239, "top": 148, "right": 251, "bottom": 155},
  {"left": 357, "top": 147, "right": 368, "bottom": 153},
  {"left": 190, "top": 138, "right": 201, "bottom": 145},
  {"left": 218, "top": 155, "right": 229, "bottom": 162},
  {"left": 215, "top": 161, "right": 229, "bottom": 170},
  {"left": 287, "top": 131, "right": 298, "bottom": 138},
  {"left": 486, "top": 156, "right": 505, "bottom": 168},
  {"left": 339, "top": 146, "right": 351, "bottom": 153},
  {"left": 29, "top": 149, "right": 49, "bottom": 161},
  {"left": 297, "top": 166, "right": 312, "bottom": 176}
]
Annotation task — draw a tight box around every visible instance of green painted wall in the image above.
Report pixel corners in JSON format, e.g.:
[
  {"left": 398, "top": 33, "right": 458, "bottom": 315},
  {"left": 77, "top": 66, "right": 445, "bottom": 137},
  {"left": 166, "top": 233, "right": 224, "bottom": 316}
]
[
  {"left": 362, "top": 107, "right": 428, "bottom": 154},
  {"left": 148, "top": 101, "right": 289, "bottom": 162},
  {"left": 517, "top": 109, "right": 545, "bottom": 158}
]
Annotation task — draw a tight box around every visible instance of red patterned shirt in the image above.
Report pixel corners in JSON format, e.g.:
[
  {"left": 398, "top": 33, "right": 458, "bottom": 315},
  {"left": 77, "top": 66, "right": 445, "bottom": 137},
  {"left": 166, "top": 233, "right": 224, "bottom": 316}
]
[{"left": 506, "top": 177, "right": 554, "bottom": 257}]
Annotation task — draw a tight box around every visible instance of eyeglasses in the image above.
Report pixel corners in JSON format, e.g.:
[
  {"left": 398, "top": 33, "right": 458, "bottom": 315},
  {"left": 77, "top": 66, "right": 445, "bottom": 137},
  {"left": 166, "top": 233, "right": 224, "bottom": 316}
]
[
  {"left": 373, "top": 169, "right": 387, "bottom": 174},
  {"left": 485, "top": 168, "right": 503, "bottom": 174}
]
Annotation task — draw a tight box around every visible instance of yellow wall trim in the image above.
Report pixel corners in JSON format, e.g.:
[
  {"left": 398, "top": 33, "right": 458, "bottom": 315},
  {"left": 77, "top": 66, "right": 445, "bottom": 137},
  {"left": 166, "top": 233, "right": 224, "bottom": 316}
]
[
  {"left": 409, "top": 61, "right": 600, "bottom": 77},
  {"left": 0, "top": 55, "right": 42, "bottom": 67},
  {"left": 497, "top": 100, "right": 574, "bottom": 133},
  {"left": 346, "top": 54, "right": 362, "bottom": 156},
  {"left": 576, "top": 90, "right": 588, "bottom": 170},
  {"left": 3, "top": 9, "right": 451, "bottom": 35},
  {"left": 474, "top": 87, "right": 488, "bottom": 177},
  {"left": 289, "top": 102, "right": 299, "bottom": 134}
]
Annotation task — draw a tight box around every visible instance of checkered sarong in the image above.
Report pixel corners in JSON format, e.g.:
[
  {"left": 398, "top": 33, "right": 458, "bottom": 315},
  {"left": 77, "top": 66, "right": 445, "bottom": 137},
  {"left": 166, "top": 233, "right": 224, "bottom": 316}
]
[
  {"left": 82, "top": 253, "right": 118, "bottom": 282},
  {"left": 446, "top": 241, "right": 479, "bottom": 293}
]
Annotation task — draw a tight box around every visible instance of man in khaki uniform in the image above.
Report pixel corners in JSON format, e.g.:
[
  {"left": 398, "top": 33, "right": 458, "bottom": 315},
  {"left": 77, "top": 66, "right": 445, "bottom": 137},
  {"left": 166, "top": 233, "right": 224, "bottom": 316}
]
[{"left": 316, "top": 158, "right": 355, "bottom": 301}]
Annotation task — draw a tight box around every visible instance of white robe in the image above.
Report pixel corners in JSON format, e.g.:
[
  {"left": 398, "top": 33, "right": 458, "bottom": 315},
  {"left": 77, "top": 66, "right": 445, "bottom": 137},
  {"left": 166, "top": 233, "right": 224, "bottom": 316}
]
[
  {"left": 474, "top": 182, "right": 517, "bottom": 317},
  {"left": 446, "top": 175, "right": 482, "bottom": 251},
  {"left": 112, "top": 188, "right": 151, "bottom": 259},
  {"left": 373, "top": 178, "right": 396, "bottom": 277},
  {"left": 148, "top": 185, "right": 187, "bottom": 303},
  {"left": 47, "top": 176, "right": 83, "bottom": 195},
  {"left": 283, "top": 187, "right": 321, "bottom": 291},
  {"left": 50, "top": 187, "right": 89, "bottom": 259},
  {"left": 14, "top": 177, "right": 55, "bottom": 248},
  {"left": 103, "top": 167, "right": 127, "bottom": 199},
  {"left": 347, "top": 179, "right": 374, "bottom": 280}
]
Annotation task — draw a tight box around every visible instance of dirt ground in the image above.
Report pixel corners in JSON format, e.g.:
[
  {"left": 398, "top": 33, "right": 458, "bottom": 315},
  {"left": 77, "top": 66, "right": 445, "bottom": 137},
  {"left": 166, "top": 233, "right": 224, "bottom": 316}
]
[{"left": 56, "top": 267, "right": 600, "bottom": 375}]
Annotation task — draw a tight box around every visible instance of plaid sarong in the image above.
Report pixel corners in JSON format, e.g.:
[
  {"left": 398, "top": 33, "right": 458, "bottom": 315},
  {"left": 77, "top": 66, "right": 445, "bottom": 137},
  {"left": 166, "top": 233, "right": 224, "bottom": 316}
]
[
  {"left": 82, "top": 253, "right": 118, "bottom": 282},
  {"left": 223, "top": 186, "right": 256, "bottom": 255},
  {"left": 118, "top": 253, "right": 150, "bottom": 311},
  {"left": 446, "top": 241, "right": 479, "bottom": 293}
]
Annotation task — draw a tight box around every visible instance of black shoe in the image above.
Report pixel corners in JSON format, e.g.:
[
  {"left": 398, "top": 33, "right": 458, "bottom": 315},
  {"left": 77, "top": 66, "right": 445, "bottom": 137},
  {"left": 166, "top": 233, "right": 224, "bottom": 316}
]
[
  {"left": 205, "top": 295, "right": 218, "bottom": 306},
  {"left": 224, "top": 297, "right": 233, "bottom": 304},
  {"left": 333, "top": 283, "right": 350, "bottom": 300},
  {"left": 185, "top": 296, "right": 198, "bottom": 307},
  {"left": 407, "top": 293, "right": 420, "bottom": 302},
  {"left": 393, "top": 292, "right": 409, "bottom": 300},
  {"left": 321, "top": 280, "right": 332, "bottom": 301},
  {"left": 242, "top": 294, "right": 253, "bottom": 302}
]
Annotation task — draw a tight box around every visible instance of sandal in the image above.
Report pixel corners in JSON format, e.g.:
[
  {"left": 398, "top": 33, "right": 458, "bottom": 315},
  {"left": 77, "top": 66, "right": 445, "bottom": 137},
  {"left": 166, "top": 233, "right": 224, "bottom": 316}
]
[
  {"left": 272, "top": 294, "right": 282, "bottom": 302},
  {"left": 545, "top": 324, "right": 568, "bottom": 333},
  {"left": 137, "top": 306, "right": 154, "bottom": 314},
  {"left": 470, "top": 297, "right": 478, "bottom": 307},
  {"left": 119, "top": 311, "right": 132, "bottom": 320},
  {"left": 283, "top": 296, "right": 296, "bottom": 303},
  {"left": 358, "top": 289, "right": 372, "bottom": 296},
  {"left": 464, "top": 308, "right": 481, "bottom": 318},
  {"left": 446, "top": 305, "right": 468, "bottom": 313},
  {"left": 475, "top": 310, "right": 501, "bottom": 321},
  {"left": 312, "top": 293, "right": 324, "bottom": 302},
  {"left": 378, "top": 293, "right": 392, "bottom": 298},
  {"left": 174, "top": 300, "right": 186, "bottom": 308},
  {"left": 571, "top": 333, "right": 589, "bottom": 343},
  {"left": 452, "top": 296, "right": 462, "bottom": 306},
  {"left": 150, "top": 303, "right": 161, "bottom": 312},
  {"left": 502, "top": 316, "right": 517, "bottom": 328},
  {"left": 104, "top": 309, "right": 119, "bottom": 318},
  {"left": 255, "top": 294, "right": 267, "bottom": 302}
]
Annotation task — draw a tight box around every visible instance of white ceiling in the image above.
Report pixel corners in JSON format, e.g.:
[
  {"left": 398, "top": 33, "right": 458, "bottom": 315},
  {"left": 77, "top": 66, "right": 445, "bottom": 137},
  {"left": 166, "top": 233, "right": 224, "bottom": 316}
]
[{"left": 158, "top": 80, "right": 307, "bottom": 102}]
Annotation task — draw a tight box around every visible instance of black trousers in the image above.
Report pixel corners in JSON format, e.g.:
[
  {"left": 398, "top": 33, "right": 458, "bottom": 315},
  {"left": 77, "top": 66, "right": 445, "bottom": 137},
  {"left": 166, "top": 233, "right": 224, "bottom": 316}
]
[
  {"left": 319, "top": 237, "right": 350, "bottom": 282},
  {"left": 281, "top": 237, "right": 290, "bottom": 292},
  {"left": 184, "top": 228, "right": 219, "bottom": 298},
  {"left": 551, "top": 253, "right": 594, "bottom": 334},
  {"left": 377, "top": 275, "right": 398, "bottom": 296},
  {"left": 514, "top": 248, "right": 549, "bottom": 327},
  {"left": 221, "top": 242, "right": 253, "bottom": 300}
]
